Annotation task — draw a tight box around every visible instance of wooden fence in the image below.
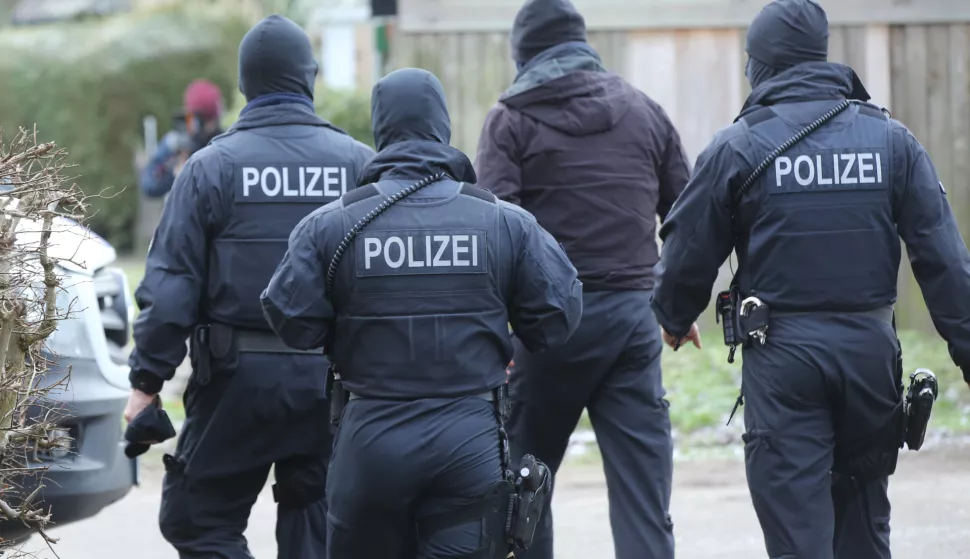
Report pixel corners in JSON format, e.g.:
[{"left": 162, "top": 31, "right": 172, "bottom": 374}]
[{"left": 388, "top": 20, "right": 970, "bottom": 332}]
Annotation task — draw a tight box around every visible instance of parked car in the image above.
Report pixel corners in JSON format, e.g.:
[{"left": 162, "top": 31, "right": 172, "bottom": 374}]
[{"left": 0, "top": 215, "right": 137, "bottom": 542}]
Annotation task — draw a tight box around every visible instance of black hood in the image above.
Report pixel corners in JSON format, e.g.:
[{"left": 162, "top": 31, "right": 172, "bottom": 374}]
[
  {"left": 361, "top": 68, "right": 475, "bottom": 185},
  {"left": 739, "top": 61, "right": 871, "bottom": 117},
  {"left": 370, "top": 68, "right": 451, "bottom": 152},
  {"left": 238, "top": 15, "right": 318, "bottom": 102},
  {"left": 358, "top": 141, "right": 477, "bottom": 186},
  {"left": 745, "top": 0, "right": 829, "bottom": 89},
  {"left": 504, "top": 71, "right": 631, "bottom": 137},
  {"left": 511, "top": 0, "right": 587, "bottom": 65}
]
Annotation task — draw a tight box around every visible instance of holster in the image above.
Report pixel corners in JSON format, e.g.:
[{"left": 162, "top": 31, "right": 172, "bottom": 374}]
[
  {"left": 902, "top": 369, "right": 939, "bottom": 451},
  {"left": 509, "top": 454, "right": 552, "bottom": 550},
  {"left": 189, "top": 323, "right": 236, "bottom": 386}
]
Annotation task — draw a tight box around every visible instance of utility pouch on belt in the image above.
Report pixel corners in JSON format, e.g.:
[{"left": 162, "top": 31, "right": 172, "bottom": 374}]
[
  {"left": 189, "top": 323, "right": 235, "bottom": 386},
  {"left": 326, "top": 365, "right": 349, "bottom": 430},
  {"left": 903, "top": 368, "right": 939, "bottom": 451},
  {"left": 716, "top": 286, "right": 741, "bottom": 363}
]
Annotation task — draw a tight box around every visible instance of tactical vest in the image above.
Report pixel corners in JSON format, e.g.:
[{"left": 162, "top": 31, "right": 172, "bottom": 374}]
[
  {"left": 205, "top": 133, "right": 359, "bottom": 330},
  {"left": 736, "top": 101, "right": 899, "bottom": 312},
  {"left": 329, "top": 180, "right": 513, "bottom": 399}
]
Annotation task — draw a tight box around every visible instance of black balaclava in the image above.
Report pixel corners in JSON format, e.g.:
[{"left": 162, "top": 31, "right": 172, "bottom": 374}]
[
  {"left": 745, "top": 0, "right": 829, "bottom": 89},
  {"left": 370, "top": 68, "right": 451, "bottom": 152},
  {"left": 510, "top": 0, "right": 587, "bottom": 66},
  {"left": 238, "top": 15, "right": 319, "bottom": 102}
]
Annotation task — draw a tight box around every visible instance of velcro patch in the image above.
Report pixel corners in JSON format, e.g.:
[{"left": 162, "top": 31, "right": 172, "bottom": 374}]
[{"left": 355, "top": 229, "right": 488, "bottom": 277}]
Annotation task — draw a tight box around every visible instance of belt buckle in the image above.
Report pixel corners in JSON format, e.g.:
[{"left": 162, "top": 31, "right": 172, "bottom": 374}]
[{"left": 740, "top": 296, "right": 768, "bottom": 346}]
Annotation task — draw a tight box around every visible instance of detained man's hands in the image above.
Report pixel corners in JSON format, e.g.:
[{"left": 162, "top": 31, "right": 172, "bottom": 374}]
[{"left": 661, "top": 323, "right": 702, "bottom": 350}]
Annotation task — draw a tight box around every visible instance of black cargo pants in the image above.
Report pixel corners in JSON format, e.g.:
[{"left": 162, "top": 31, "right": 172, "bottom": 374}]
[
  {"left": 158, "top": 351, "right": 333, "bottom": 559},
  {"left": 326, "top": 395, "right": 505, "bottom": 559},
  {"left": 506, "top": 289, "right": 675, "bottom": 559},
  {"left": 741, "top": 311, "right": 901, "bottom": 559}
]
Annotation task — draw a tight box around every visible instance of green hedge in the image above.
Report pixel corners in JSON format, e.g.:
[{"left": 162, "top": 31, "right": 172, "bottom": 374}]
[{"left": 0, "top": 5, "right": 250, "bottom": 251}]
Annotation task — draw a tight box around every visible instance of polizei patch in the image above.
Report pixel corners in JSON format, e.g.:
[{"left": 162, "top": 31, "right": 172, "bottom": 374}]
[
  {"left": 234, "top": 164, "right": 350, "bottom": 203},
  {"left": 769, "top": 149, "right": 889, "bottom": 193},
  {"left": 355, "top": 229, "right": 488, "bottom": 277}
]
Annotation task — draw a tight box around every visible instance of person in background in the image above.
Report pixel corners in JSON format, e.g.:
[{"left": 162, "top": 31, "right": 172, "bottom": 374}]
[
  {"left": 473, "top": 1, "right": 692, "bottom": 558},
  {"left": 139, "top": 79, "right": 224, "bottom": 199}
]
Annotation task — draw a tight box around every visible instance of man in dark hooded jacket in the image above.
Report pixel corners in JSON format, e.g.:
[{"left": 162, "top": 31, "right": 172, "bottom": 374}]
[
  {"left": 652, "top": 0, "right": 970, "bottom": 557},
  {"left": 260, "top": 67, "right": 583, "bottom": 559},
  {"left": 124, "top": 14, "right": 374, "bottom": 558},
  {"left": 473, "top": 1, "right": 690, "bottom": 558}
]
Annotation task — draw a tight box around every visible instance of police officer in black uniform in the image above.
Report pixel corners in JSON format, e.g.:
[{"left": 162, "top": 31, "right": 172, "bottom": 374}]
[
  {"left": 124, "top": 15, "right": 374, "bottom": 558},
  {"left": 261, "top": 67, "right": 584, "bottom": 559},
  {"left": 650, "top": 1, "right": 970, "bottom": 558}
]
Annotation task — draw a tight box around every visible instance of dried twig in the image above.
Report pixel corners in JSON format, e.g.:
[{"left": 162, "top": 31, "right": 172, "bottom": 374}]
[{"left": 0, "top": 126, "right": 89, "bottom": 550}]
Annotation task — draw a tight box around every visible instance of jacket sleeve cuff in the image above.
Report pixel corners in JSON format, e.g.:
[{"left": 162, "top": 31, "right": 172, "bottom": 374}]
[
  {"left": 129, "top": 369, "right": 164, "bottom": 396},
  {"left": 649, "top": 298, "right": 690, "bottom": 339}
]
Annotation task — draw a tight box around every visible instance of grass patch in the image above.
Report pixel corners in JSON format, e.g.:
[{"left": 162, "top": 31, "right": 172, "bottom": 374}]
[
  {"left": 114, "top": 251, "right": 970, "bottom": 436},
  {"left": 162, "top": 397, "right": 186, "bottom": 423},
  {"left": 574, "top": 329, "right": 969, "bottom": 437},
  {"left": 116, "top": 254, "right": 145, "bottom": 304}
]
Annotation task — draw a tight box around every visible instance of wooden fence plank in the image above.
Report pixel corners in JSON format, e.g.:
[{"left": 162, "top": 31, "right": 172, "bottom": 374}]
[
  {"left": 864, "top": 25, "right": 893, "bottom": 107},
  {"left": 829, "top": 25, "right": 848, "bottom": 64},
  {"left": 949, "top": 25, "right": 970, "bottom": 245},
  {"left": 842, "top": 25, "right": 869, "bottom": 75}
]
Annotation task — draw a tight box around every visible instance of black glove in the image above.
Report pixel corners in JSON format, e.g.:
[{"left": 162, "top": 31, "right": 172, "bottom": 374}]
[{"left": 124, "top": 396, "right": 177, "bottom": 459}]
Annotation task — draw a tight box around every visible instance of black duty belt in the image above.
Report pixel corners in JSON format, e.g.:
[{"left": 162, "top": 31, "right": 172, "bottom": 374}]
[
  {"left": 348, "top": 390, "right": 497, "bottom": 402},
  {"left": 236, "top": 329, "right": 323, "bottom": 355},
  {"left": 770, "top": 305, "right": 894, "bottom": 325}
]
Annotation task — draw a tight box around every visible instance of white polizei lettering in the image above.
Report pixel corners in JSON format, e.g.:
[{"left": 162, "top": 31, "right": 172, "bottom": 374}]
[
  {"left": 364, "top": 234, "right": 483, "bottom": 270},
  {"left": 364, "top": 238, "right": 381, "bottom": 269},
  {"left": 774, "top": 152, "right": 884, "bottom": 188},
  {"left": 323, "top": 167, "right": 342, "bottom": 197},
  {"left": 407, "top": 237, "right": 424, "bottom": 267},
  {"left": 282, "top": 167, "right": 299, "bottom": 196},
  {"left": 305, "top": 167, "right": 322, "bottom": 196},
  {"left": 299, "top": 167, "right": 306, "bottom": 196},
  {"left": 816, "top": 155, "right": 833, "bottom": 185},
  {"left": 840, "top": 154, "right": 858, "bottom": 184},
  {"left": 452, "top": 235, "right": 470, "bottom": 266},
  {"left": 242, "top": 167, "right": 259, "bottom": 196},
  {"left": 775, "top": 157, "right": 793, "bottom": 187},
  {"left": 858, "top": 153, "right": 875, "bottom": 184},
  {"left": 341, "top": 167, "right": 348, "bottom": 195},
  {"left": 794, "top": 155, "right": 814, "bottom": 186},
  {"left": 433, "top": 235, "right": 451, "bottom": 266},
  {"left": 261, "top": 167, "right": 282, "bottom": 196},
  {"left": 384, "top": 236, "right": 405, "bottom": 268}
]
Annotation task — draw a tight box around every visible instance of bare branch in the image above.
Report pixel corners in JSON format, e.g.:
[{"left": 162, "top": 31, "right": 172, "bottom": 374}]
[{"left": 0, "top": 125, "right": 91, "bottom": 551}]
